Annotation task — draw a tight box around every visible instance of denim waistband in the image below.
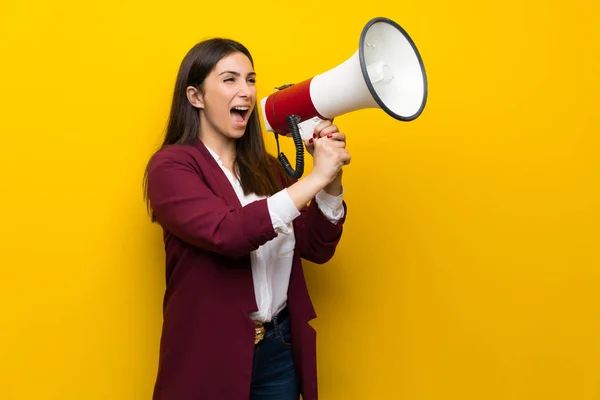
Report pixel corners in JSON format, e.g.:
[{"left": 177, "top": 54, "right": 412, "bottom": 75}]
[{"left": 262, "top": 306, "right": 289, "bottom": 332}]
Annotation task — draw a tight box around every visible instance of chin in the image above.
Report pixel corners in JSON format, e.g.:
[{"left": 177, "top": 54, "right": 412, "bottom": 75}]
[{"left": 226, "top": 128, "right": 246, "bottom": 140}]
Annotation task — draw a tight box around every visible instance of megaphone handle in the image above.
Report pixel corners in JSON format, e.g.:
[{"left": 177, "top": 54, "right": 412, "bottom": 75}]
[
  {"left": 276, "top": 115, "right": 305, "bottom": 180},
  {"left": 297, "top": 117, "right": 326, "bottom": 142}
]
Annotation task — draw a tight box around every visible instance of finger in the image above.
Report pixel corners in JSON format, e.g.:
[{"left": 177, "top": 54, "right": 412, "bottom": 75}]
[
  {"left": 340, "top": 151, "right": 351, "bottom": 165},
  {"left": 324, "top": 132, "right": 346, "bottom": 142},
  {"left": 323, "top": 138, "right": 347, "bottom": 149},
  {"left": 317, "top": 124, "right": 339, "bottom": 138},
  {"left": 312, "top": 120, "right": 333, "bottom": 138}
]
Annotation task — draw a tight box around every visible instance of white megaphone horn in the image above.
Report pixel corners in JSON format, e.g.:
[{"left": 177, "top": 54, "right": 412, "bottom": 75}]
[{"left": 260, "top": 17, "right": 428, "bottom": 179}]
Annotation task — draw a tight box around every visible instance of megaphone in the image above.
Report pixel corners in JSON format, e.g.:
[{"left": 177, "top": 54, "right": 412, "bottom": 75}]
[{"left": 260, "top": 16, "right": 428, "bottom": 179}]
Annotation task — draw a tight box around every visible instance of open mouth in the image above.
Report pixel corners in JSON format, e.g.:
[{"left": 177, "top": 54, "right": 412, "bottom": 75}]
[{"left": 231, "top": 106, "right": 250, "bottom": 125}]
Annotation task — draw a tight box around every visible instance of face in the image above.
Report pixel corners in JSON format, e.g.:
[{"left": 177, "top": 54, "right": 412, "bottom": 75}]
[{"left": 189, "top": 52, "right": 257, "bottom": 141}]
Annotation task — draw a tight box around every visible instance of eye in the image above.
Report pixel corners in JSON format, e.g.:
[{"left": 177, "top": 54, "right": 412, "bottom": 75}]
[
  {"left": 223, "top": 77, "right": 235, "bottom": 83},
  {"left": 248, "top": 77, "right": 256, "bottom": 84}
]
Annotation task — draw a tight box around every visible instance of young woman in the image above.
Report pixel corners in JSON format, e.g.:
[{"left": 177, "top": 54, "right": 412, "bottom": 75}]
[{"left": 143, "top": 38, "right": 351, "bottom": 400}]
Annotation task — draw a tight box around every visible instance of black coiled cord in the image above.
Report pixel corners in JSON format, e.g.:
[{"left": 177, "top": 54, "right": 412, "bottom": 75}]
[{"left": 275, "top": 114, "right": 304, "bottom": 179}]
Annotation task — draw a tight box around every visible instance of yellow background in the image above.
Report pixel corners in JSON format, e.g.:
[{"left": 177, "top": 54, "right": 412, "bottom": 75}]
[{"left": 1, "top": 0, "right": 599, "bottom": 399}]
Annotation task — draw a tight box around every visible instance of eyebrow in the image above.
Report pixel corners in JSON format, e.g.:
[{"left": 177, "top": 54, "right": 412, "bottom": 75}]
[{"left": 218, "top": 70, "right": 256, "bottom": 77}]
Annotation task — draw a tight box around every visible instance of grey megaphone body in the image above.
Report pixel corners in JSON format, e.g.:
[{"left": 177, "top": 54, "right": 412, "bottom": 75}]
[{"left": 259, "top": 17, "right": 428, "bottom": 179}]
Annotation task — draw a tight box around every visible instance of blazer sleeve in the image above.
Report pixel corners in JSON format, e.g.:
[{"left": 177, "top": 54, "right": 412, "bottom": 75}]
[
  {"left": 146, "top": 148, "right": 277, "bottom": 258},
  {"left": 270, "top": 158, "right": 347, "bottom": 264},
  {"left": 293, "top": 198, "right": 347, "bottom": 264}
]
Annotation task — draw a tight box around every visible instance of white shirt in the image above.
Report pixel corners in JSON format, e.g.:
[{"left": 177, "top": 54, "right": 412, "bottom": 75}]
[{"left": 205, "top": 146, "right": 344, "bottom": 322}]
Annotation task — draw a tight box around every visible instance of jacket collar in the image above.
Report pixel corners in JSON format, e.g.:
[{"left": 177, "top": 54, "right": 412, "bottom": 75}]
[{"left": 193, "top": 137, "right": 242, "bottom": 208}]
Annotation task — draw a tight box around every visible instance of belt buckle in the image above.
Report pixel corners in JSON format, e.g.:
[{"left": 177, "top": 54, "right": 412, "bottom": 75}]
[{"left": 254, "top": 322, "right": 266, "bottom": 344}]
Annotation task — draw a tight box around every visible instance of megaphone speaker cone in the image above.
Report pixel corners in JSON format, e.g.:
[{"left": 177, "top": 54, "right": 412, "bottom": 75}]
[{"left": 358, "top": 17, "right": 428, "bottom": 121}]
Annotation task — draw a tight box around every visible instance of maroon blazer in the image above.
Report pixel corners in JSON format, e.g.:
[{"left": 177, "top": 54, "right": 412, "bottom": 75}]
[{"left": 146, "top": 138, "right": 347, "bottom": 400}]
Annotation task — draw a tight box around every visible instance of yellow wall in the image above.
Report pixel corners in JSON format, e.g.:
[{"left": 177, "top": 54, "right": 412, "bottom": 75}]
[{"left": 1, "top": 0, "right": 599, "bottom": 399}]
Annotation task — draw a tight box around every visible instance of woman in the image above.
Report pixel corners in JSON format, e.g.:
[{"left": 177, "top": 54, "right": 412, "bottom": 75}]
[{"left": 143, "top": 38, "right": 351, "bottom": 400}]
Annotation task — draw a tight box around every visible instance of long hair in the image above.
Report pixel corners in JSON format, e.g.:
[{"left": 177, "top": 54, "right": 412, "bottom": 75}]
[{"left": 143, "top": 38, "right": 286, "bottom": 221}]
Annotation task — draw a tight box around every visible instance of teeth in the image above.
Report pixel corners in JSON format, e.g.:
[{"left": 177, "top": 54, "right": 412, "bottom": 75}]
[{"left": 232, "top": 106, "right": 249, "bottom": 111}]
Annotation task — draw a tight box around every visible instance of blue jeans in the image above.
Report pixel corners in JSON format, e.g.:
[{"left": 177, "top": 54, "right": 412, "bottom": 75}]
[{"left": 250, "top": 312, "right": 300, "bottom": 400}]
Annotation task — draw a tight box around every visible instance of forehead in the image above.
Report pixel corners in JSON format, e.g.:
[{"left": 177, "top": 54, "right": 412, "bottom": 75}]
[{"left": 214, "top": 52, "right": 254, "bottom": 74}]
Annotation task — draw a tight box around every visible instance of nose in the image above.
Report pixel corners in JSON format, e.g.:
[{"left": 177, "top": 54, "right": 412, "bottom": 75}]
[{"left": 238, "top": 81, "right": 252, "bottom": 98}]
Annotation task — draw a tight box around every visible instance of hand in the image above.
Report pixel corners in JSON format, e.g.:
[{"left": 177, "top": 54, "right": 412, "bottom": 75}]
[
  {"left": 305, "top": 119, "right": 342, "bottom": 157},
  {"left": 308, "top": 120, "right": 351, "bottom": 186},
  {"left": 284, "top": 120, "right": 350, "bottom": 210}
]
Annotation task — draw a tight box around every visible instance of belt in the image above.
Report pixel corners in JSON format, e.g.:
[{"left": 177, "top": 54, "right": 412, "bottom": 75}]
[{"left": 253, "top": 306, "right": 289, "bottom": 345}]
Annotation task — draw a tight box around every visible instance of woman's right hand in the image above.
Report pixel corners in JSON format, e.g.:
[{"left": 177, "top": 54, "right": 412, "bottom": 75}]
[
  {"left": 309, "top": 127, "right": 351, "bottom": 185},
  {"left": 285, "top": 123, "right": 350, "bottom": 211}
]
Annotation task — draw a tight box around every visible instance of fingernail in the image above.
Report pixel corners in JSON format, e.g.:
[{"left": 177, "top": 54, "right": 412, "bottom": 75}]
[
  {"left": 327, "top": 134, "right": 332, "bottom": 138},
  {"left": 308, "top": 138, "right": 313, "bottom": 144},
  {"left": 313, "top": 133, "right": 317, "bottom": 138}
]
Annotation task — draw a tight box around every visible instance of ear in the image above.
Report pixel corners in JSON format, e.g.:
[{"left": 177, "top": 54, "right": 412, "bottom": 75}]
[{"left": 186, "top": 86, "right": 204, "bottom": 109}]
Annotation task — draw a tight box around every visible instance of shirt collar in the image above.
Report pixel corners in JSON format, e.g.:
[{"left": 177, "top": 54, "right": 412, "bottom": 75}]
[{"left": 204, "top": 145, "right": 224, "bottom": 167}]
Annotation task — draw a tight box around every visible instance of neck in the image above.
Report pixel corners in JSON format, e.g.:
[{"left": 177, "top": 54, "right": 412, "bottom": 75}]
[{"left": 198, "top": 121, "right": 237, "bottom": 172}]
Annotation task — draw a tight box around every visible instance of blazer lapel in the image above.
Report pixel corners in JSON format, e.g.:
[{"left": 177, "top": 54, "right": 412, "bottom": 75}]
[{"left": 193, "top": 138, "right": 242, "bottom": 209}]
